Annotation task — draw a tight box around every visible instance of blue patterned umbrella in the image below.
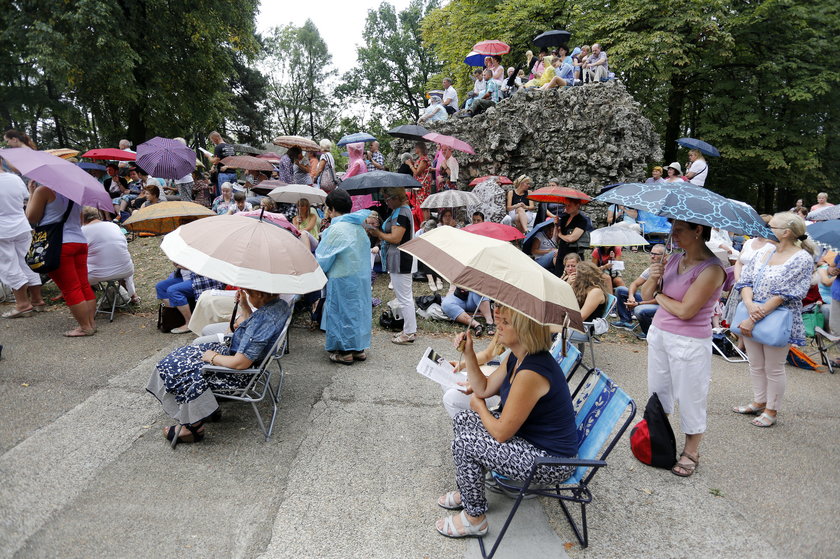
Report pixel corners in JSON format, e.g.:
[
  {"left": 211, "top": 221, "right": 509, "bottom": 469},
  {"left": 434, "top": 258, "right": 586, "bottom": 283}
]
[
  {"left": 594, "top": 182, "right": 772, "bottom": 237},
  {"left": 807, "top": 205, "right": 840, "bottom": 222},
  {"left": 676, "top": 137, "right": 720, "bottom": 157},
  {"left": 337, "top": 132, "right": 376, "bottom": 146},
  {"left": 807, "top": 221, "right": 840, "bottom": 252}
]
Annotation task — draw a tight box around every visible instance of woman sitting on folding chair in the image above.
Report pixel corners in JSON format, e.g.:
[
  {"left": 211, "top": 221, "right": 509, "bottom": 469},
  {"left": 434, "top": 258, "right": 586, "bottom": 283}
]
[
  {"left": 146, "top": 288, "right": 291, "bottom": 445},
  {"left": 435, "top": 305, "right": 578, "bottom": 539}
]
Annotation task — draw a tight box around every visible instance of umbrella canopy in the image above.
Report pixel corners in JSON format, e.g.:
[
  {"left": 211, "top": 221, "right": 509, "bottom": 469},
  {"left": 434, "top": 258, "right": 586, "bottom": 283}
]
[
  {"left": 0, "top": 148, "right": 113, "bottom": 212},
  {"left": 76, "top": 162, "right": 106, "bottom": 171},
  {"left": 472, "top": 40, "right": 510, "bottom": 56},
  {"left": 221, "top": 155, "right": 275, "bottom": 172},
  {"left": 339, "top": 170, "right": 422, "bottom": 194},
  {"left": 676, "top": 138, "right": 720, "bottom": 157},
  {"left": 268, "top": 184, "right": 328, "bottom": 205},
  {"left": 420, "top": 190, "right": 480, "bottom": 209},
  {"left": 81, "top": 148, "right": 136, "bottom": 161},
  {"left": 807, "top": 205, "right": 840, "bottom": 221},
  {"left": 423, "top": 132, "right": 475, "bottom": 155},
  {"left": 272, "top": 135, "right": 320, "bottom": 152},
  {"left": 337, "top": 132, "right": 376, "bottom": 146},
  {"left": 598, "top": 182, "right": 625, "bottom": 195},
  {"left": 400, "top": 226, "right": 581, "bottom": 329},
  {"left": 136, "top": 137, "right": 196, "bottom": 179},
  {"left": 464, "top": 51, "right": 485, "bottom": 66},
  {"left": 122, "top": 201, "right": 215, "bottom": 235},
  {"left": 233, "top": 143, "right": 263, "bottom": 155},
  {"left": 257, "top": 152, "right": 284, "bottom": 163},
  {"left": 594, "top": 182, "right": 772, "bottom": 237},
  {"left": 533, "top": 30, "right": 571, "bottom": 48},
  {"left": 522, "top": 219, "right": 555, "bottom": 256},
  {"left": 462, "top": 222, "right": 525, "bottom": 241},
  {"left": 590, "top": 224, "right": 649, "bottom": 247},
  {"left": 250, "top": 179, "right": 287, "bottom": 195},
  {"left": 45, "top": 148, "right": 79, "bottom": 159},
  {"left": 528, "top": 186, "right": 592, "bottom": 204},
  {"left": 468, "top": 175, "right": 512, "bottom": 187},
  {"left": 160, "top": 215, "right": 324, "bottom": 293},
  {"left": 807, "top": 221, "right": 840, "bottom": 252},
  {"left": 238, "top": 210, "right": 300, "bottom": 236},
  {"left": 387, "top": 124, "right": 430, "bottom": 141}
]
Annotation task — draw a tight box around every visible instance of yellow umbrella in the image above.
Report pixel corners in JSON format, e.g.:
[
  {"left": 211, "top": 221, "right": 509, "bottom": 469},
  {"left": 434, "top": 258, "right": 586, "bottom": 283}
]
[
  {"left": 45, "top": 148, "right": 80, "bottom": 159},
  {"left": 400, "top": 226, "right": 583, "bottom": 330},
  {"left": 122, "top": 201, "right": 215, "bottom": 235}
]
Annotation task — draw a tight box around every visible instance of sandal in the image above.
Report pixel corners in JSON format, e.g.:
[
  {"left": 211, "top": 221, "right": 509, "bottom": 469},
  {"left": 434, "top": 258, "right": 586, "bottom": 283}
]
[
  {"left": 63, "top": 327, "right": 95, "bottom": 337},
  {"left": 329, "top": 352, "right": 354, "bottom": 365},
  {"left": 485, "top": 324, "right": 496, "bottom": 336},
  {"left": 671, "top": 451, "right": 700, "bottom": 477},
  {"left": 163, "top": 423, "right": 205, "bottom": 446},
  {"left": 437, "top": 491, "right": 463, "bottom": 510},
  {"left": 351, "top": 351, "right": 367, "bottom": 362},
  {"left": 2, "top": 308, "right": 34, "bottom": 319},
  {"left": 436, "top": 510, "right": 488, "bottom": 539},
  {"left": 32, "top": 304, "right": 47, "bottom": 312},
  {"left": 751, "top": 412, "right": 777, "bottom": 428},
  {"left": 471, "top": 324, "right": 484, "bottom": 338},
  {"left": 732, "top": 403, "right": 766, "bottom": 415}
]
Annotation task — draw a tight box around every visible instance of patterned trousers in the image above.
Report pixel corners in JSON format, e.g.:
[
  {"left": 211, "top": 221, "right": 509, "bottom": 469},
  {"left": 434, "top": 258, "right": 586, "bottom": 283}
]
[{"left": 452, "top": 410, "right": 575, "bottom": 517}]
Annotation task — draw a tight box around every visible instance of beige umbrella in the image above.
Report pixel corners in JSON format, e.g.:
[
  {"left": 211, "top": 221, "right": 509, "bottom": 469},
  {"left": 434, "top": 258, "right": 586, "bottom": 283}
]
[
  {"left": 272, "top": 135, "right": 321, "bottom": 152},
  {"left": 268, "top": 184, "right": 328, "bottom": 205},
  {"left": 420, "top": 190, "right": 480, "bottom": 209},
  {"left": 221, "top": 155, "right": 275, "bottom": 172},
  {"left": 400, "top": 226, "right": 583, "bottom": 330},
  {"left": 123, "top": 201, "right": 216, "bottom": 235},
  {"left": 45, "top": 148, "right": 80, "bottom": 159},
  {"left": 160, "top": 214, "right": 326, "bottom": 294}
]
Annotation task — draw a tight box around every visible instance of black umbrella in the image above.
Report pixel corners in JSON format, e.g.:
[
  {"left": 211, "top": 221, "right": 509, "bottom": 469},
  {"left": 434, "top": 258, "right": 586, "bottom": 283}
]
[
  {"left": 387, "top": 124, "right": 431, "bottom": 141},
  {"left": 533, "top": 30, "right": 571, "bottom": 48},
  {"left": 339, "top": 170, "right": 422, "bottom": 194}
]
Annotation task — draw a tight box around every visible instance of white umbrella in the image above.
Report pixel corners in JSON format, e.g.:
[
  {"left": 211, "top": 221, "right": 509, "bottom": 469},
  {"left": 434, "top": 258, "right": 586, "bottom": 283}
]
[
  {"left": 267, "top": 184, "right": 328, "bottom": 205},
  {"left": 420, "top": 189, "right": 480, "bottom": 209},
  {"left": 589, "top": 224, "right": 649, "bottom": 247}
]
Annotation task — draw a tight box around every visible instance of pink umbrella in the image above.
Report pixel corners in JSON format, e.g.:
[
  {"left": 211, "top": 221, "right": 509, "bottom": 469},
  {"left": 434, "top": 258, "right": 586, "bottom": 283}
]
[
  {"left": 257, "top": 152, "right": 283, "bottom": 163},
  {"left": 462, "top": 222, "right": 525, "bottom": 241},
  {"left": 0, "top": 148, "right": 114, "bottom": 212},
  {"left": 423, "top": 132, "right": 475, "bottom": 155},
  {"left": 472, "top": 40, "right": 510, "bottom": 56},
  {"left": 238, "top": 210, "right": 300, "bottom": 237}
]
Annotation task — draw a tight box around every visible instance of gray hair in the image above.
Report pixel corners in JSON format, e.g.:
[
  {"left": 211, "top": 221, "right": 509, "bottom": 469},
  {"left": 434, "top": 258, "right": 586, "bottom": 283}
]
[{"left": 399, "top": 152, "right": 412, "bottom": 163}]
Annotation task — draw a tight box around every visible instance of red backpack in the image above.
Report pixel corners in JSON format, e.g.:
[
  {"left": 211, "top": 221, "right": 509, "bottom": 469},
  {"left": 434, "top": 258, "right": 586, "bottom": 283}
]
[{"left": 630, "top": 393, "right": 677, "bottom": 469}]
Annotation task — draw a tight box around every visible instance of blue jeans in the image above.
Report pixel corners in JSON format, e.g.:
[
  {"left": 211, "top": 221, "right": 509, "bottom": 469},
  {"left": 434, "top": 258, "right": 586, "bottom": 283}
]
[
  {"left": 535, "top": 251, "right": 556, "bottom": 270},
  {"left": 635, "top": 304, "right": 658, "bottom": 334},
  {"left": 614, "top": 286, "right": 641, "bottom": 323},
  {"left": 442, "top": 291, "right": 484, "bottom": 321},
  {"left": 156, "top": 277, "right": 194, "bottom": 307}
]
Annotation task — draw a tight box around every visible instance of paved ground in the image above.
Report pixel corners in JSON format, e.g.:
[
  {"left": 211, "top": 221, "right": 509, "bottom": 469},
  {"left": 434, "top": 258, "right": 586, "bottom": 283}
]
[{"left": 1, "top": 302, "right": 838, "bottom": 558}]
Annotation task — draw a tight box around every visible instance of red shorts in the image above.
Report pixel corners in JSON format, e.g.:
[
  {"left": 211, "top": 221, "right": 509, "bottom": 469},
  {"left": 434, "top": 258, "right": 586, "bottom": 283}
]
[{"left": 48, "top": 243, "right": 95, "bottom": 306}]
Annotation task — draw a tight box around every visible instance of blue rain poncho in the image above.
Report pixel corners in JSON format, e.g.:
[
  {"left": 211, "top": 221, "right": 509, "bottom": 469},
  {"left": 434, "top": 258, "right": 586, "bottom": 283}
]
[{"left": 315, "top": 210, "right": 372, "bottom": 352}]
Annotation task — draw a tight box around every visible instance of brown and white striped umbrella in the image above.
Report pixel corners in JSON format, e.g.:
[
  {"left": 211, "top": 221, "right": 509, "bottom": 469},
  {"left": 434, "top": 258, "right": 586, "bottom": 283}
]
[
  {"left": 400, "top": 226, "right": 583, "bottom": 330},
  {"left": 272, "top": 135, "right": 321, "bottom": 152},
  {"left": 221, "top": 155, "right": 275, "bottom": 172},
  {"left": 161, "top": 214, "right": 326, "bottom": 294}
]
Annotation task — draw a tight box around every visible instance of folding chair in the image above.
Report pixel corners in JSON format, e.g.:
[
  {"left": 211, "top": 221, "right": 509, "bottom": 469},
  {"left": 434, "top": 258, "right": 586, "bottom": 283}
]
[
  {"left": 814, "top": 326, "right": 839, "bottom": 374},
  {"left": 480, "top": 369, "right": 636, "bottom": 557},
  {"left": 549, "top": 337, "right": 583, "bottom": 384},
  {"left": 199, "top": 310, "right": 294, "bottom": 441},
  {"left": 711, "top": 329, "right": 749, "bottom": 363},
  {"left": 577, "top": 293, "right": 617, "bottom": 369},
  {"left": 94, "top": 279, "right": 131, "bottom": 322}
]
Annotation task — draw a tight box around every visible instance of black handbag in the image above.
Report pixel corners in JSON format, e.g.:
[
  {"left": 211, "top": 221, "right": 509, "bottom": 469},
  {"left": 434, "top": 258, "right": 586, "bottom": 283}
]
[
  {"left": 26, "top": 201, "right": 75, "bottom": 274},
  {"left": 157, "top": 303, "right": 186, "bottom": 333}
]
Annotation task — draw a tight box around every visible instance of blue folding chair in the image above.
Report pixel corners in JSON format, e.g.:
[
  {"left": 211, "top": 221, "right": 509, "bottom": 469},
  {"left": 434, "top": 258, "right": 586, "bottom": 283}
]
[
  {"left": 576, "top": 293, "right": 617, "bottom": 369},
  {"left": 480, "top": 369, "right": 636, "bottom": 557},
  {"left": 549, "top": 337, "right": 583, "bottom": 385}
]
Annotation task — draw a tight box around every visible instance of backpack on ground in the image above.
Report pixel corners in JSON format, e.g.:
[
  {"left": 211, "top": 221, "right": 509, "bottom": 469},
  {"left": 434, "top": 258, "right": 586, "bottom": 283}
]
[{"left": 630, "top": 392, "right": 677, "bottom": 469}]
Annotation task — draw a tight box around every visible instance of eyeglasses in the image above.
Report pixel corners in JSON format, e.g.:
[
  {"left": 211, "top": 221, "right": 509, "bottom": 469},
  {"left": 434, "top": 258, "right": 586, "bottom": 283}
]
[
  {"left": 769, "top": 225, "right": 788, "bottom": 231},
  {"left": 650, "top": 252, "right": 665, "bottom": 256}
]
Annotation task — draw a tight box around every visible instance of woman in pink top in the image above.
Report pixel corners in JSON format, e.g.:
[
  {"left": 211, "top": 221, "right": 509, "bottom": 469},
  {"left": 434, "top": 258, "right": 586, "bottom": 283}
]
[{"left": 641, "top": 220, "right": 726, "bottom": 477}]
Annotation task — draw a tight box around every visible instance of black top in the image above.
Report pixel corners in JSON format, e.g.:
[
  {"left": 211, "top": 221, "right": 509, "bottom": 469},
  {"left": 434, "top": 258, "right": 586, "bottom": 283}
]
[
  {"left": 213, "top": 143, "right": 236, "bottom": 172},
  {"left": 510, "top": 190, "right": 531, "bottom": 208},
  {"left": 397, "top": 162, "right": 412, "bottom": 175},
  {"left": 384, "top": 206, "right": 414, "bottom": 274},
  {"left": 553, "top": 212, "right": 588, "bottom": 276}
]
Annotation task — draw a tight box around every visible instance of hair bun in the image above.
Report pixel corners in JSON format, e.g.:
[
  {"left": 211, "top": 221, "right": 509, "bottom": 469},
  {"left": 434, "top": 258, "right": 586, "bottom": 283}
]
[{"left": 797, "top": 234, "right": 809, "bottom": 242}]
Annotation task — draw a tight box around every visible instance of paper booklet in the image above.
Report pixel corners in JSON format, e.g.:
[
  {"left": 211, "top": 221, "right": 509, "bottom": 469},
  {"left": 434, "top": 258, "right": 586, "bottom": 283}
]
[{"left": 416, "top": 347, "right": 468, "bottom": 392}]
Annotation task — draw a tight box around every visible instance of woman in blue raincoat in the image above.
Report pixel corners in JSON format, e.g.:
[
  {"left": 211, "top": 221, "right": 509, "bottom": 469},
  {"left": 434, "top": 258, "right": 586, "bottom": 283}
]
[{"left": 315, "top": 188, "right": 373, "bottom": 364}]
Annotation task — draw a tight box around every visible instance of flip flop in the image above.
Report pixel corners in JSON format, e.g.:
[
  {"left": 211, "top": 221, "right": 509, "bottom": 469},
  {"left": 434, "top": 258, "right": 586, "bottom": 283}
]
[
  {"left": 2, "top": 308, "right": 34, "bottom": 319},
  {"left": 63, "top": 328, "right": 95, "bottom": 337}
]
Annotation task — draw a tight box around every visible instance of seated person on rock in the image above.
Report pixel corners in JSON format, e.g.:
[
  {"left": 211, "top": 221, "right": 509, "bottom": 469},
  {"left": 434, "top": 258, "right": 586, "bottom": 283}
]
[
  {"left": 434, "top": 305, "right": 578, "bottom": 539},
  {"left": 539, "top": 49, "right": 574, "bottom": 90},
  {"left": 523, "top": 55, "right": 555, "bottom": 88},
  {"left": 611, "top": 244, "right": 665, "bottom": 338},
  {"left": 147, "top": 288, "right": 291, "bottom": 445},
  {"left": 442, "top": 287, "right": 495, "bottom": 337},
  {"left": 418, "top": 94, "right": 449, "bottom": 124},
  {"left": 460, "top": 68, "right": 500, "bottom": 117}
]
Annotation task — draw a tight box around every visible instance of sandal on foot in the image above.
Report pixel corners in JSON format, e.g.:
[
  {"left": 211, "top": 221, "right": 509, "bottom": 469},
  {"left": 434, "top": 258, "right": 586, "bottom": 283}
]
[
  {"left": 351, "top": 351, "right": 367, "bottom": 362},
  {"left": 751, "top": 412, "right": 777, "bottom": 428},
  {"left": 471, "top": 324, "right": 484, "bottom": 338},
  {"left": 63, "top": 328, "right": 95, "bottom": 337},
  {"left": 671, "top": 451, "right": 699, "bottom": 477},
  {"left": 2, "top": 308, "right": 34, "bottom": 319},
  {"left": 329, "top": 352, "right": 354, "bottom": 365},
  {"left": 485, "top": 324, "right": 496, "bottom": 337},
  {"left": 163, "top": 423, "right": 205, "bottom": 445},
  {"left": 436, "top": 510, "right": 488, "bottom": 539},
  {"left": 732, "top": 403, "right": 766, "bottom": 415},
  {"left": 32, "top": 304, "right": 47, "bottom": 312},
  {"left": 438, "top": 491, "right": 463, "bottom": 510}
]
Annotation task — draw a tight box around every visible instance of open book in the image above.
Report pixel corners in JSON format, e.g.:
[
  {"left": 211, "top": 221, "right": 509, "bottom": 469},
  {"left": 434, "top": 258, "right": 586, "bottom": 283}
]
[{"left": 416, "top": 347, "right": 468, "bottom": 392}]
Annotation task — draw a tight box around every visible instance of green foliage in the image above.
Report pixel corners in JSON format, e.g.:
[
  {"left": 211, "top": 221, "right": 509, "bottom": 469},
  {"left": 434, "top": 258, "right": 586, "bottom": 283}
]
[{"left": 336, "top": 0, "right": 442, "bottom": 123}]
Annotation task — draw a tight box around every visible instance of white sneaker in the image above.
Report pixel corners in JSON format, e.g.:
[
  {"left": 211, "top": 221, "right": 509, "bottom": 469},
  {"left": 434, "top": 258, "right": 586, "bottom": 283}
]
[
  {"left": 170, "top": 326, "right": 192, "bottom": 334},
  {"left": 436, "top": 278, "right": 444, "bottom": 290},
  {"left": 388, "top": 282, "right": 393, "bottom": 290}
]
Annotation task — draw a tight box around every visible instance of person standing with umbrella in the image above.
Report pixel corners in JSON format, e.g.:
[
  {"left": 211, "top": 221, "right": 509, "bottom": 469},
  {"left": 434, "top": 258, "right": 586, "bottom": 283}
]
[
  {"left": 315, "top": 189, "right": 372, "bottom": 364},
  {"left": 641, "top": 220, "right": 726, "bottom": 477},
  {"left": 685, "top": 149, "right": 709, "bottom": 186},
  {"left": 369, "top": 188, "right": 417, "bottom": 344},
  {"left": 407, "top": 142, "right": 433, "bottom": 218}
]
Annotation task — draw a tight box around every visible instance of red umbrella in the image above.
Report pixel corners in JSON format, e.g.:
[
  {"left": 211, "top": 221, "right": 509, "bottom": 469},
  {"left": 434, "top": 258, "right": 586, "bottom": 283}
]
[
  {"left": 469, "top": 175, "right": 512, "bottom": 187},
  {"left": 81, "top": 148, "right": 136, "bottom": 161},
  {"left": 462, "top": 222, "right": 525, "bottom": 241},
  {"left": 528, "top": 186, "right": 592, "bottom": 204},
  {"left": 472, "top": 40, "right": 511, "bottom": 56},
  {"left": 423, "top": 132, "right": 475, "bottom": 155}
]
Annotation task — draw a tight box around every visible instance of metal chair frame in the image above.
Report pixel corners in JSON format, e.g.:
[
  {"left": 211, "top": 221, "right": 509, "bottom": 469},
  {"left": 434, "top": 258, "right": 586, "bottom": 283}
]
[
  {"left": 578, "top": 293, "right": 617, "bottom": 369},
  {"left": 94, "top": 279, "right": 131, "bottom": 322},
  {"left": 814, "top": 326, "right": 838, "bottom": 374}
]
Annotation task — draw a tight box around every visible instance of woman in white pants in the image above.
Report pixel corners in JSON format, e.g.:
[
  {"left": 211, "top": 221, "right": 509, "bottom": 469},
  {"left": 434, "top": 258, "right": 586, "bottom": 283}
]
[
  {"left": 732, "top": 213, "right": 814, "bottom": 427},
  {"left": 0, "top": 170, "right": 44, "bottom": 318},
  {"left": 371, "top": 188, "right": 417, "bottom": 344}
]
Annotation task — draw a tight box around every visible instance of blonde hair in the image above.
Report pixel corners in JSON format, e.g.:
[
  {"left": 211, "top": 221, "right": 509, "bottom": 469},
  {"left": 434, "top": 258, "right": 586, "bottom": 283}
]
[
  {"left": 497, "top": 305, "right": 552, "bottom": 355},
  {"left": 513, "top": 175, "right": 532, "bottom": 190},
  {"left": 572, "top": 261, "right": 606, "bottom": 306},
  {"left": 772, "top": 212, "right": 815, "bottom": 255},
  {"left": 688, "top": 148, "right": 706, "bottom": 161},
  {"left": 383, "top": 187, "right": 408, "bottom": 204}
]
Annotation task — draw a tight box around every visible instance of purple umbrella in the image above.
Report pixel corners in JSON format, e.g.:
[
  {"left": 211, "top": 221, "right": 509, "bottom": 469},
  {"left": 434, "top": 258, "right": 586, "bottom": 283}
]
[
  {"left": 0, "top": 148, "right": 113, "bottom": 212},
  {"left": 136, "top": 137, "right": 196, "bottom": 179}
]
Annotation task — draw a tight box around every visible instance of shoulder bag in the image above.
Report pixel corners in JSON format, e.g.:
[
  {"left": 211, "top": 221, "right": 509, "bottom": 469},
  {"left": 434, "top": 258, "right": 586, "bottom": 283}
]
[
  {"left": 730, "top": 250, "right": 792, "bottom": 347},
  {"left": 26, "top": 200, "right": 75, "bottom": 274}
]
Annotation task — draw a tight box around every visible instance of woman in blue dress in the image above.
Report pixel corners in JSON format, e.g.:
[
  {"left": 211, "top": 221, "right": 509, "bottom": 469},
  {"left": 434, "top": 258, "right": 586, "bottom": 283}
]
[{"left": 146, "top": 288, "right": 291, "bottom": 444}]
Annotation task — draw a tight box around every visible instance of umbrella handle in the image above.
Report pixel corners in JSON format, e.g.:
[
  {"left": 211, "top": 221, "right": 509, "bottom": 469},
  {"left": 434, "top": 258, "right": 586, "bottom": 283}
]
[{"left": 229, "top": 298, "right": 238, "bottom": 332}]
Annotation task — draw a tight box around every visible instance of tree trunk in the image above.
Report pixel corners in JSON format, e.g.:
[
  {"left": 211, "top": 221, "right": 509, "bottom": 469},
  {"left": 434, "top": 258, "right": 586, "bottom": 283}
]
[{"left": 663, "top": 75, "right": 687, "bottom": 164}]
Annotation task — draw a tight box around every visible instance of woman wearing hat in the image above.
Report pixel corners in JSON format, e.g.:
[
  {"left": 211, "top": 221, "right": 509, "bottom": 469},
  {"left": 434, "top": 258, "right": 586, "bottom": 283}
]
[{"left": 664, "top": 162, "right": 684, "bottom": 182}]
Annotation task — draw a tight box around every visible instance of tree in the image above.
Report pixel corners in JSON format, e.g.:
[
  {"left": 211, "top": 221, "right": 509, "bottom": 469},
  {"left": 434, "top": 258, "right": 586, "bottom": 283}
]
[
  {"left": 337, "top": 0, "right": 442, "bottom": 123},
  {"left": 263, "top": 20, "right": 337, "bottom": 139}
]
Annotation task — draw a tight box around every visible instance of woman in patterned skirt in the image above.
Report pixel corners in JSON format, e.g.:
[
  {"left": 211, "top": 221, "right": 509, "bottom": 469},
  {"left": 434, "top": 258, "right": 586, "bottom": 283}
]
[
  {"left": 407, "top": 142, "right": 433, "bottom": 219},
  {"left": 146, "top": 288, "right": 290, "bottom": 444},
  {"left": 434, "top": 305, "right": 578, "bottom": 538}
]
